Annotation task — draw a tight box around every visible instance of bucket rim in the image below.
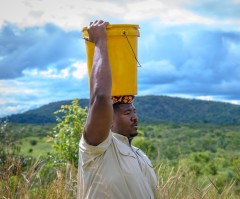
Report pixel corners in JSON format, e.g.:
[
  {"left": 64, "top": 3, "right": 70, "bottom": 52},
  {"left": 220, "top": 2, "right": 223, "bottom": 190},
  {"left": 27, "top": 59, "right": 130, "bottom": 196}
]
[{"left": 82, "top": 24, "right": 140, "bottom": 32}]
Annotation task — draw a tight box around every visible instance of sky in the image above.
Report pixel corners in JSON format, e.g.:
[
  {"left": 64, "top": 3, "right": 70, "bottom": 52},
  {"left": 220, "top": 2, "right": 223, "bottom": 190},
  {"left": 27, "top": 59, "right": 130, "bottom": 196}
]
[{"left": 0, "top": 0, "right": 240, "bottom": 117}]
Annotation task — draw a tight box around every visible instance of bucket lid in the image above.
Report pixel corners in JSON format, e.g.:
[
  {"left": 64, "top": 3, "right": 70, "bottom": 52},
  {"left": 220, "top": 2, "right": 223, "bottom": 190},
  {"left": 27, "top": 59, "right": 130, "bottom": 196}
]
[{"left": 82, "top": 24, "right": 140, "bottom": 38}]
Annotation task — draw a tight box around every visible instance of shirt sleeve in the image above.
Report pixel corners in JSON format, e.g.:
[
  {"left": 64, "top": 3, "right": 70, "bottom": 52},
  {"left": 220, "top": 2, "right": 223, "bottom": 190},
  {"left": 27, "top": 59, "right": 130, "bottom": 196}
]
[{"left": 79, "top": 131, "right": 112, "bottom": 166}]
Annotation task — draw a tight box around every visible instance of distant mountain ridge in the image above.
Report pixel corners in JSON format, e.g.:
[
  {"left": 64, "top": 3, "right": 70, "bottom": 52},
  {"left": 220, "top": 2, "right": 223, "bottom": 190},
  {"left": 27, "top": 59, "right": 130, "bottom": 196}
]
[{"left": 2, "top": 95, "right": 240, "bottom": 124}]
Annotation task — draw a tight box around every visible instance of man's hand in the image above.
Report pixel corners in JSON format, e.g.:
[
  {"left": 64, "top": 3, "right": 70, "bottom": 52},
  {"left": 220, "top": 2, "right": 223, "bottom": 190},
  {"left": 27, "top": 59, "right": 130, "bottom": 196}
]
[{"left": 86, "top": 20, "right": 109, "bottom": 44}]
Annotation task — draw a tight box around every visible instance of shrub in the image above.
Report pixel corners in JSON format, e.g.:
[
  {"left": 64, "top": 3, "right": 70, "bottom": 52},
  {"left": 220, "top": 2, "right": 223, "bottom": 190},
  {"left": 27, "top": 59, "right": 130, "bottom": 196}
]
[
  {"left": 30, "top": 140, "right": 37, "bottom": 146},
  {"left": 50, "top": 98, "right": 87, "bottom": 168}
]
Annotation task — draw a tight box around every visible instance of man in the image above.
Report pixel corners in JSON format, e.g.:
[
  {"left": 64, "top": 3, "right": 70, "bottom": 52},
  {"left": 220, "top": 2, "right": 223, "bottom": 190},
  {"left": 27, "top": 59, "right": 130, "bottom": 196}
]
[{"left": 78, "top": 20, "right": 157, "bottom": 199}]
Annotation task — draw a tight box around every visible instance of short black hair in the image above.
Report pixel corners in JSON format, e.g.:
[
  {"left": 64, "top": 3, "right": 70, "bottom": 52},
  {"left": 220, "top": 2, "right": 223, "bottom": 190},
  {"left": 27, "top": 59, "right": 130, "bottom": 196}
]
[{"left": 113, "top": 102, "right": 121, "bottom": 113}]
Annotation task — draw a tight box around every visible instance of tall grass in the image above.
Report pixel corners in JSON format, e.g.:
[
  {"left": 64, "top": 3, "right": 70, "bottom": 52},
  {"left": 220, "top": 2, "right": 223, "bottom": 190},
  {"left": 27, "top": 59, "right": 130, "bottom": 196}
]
[
  {"left": 155, "top": 163, "right": 239, "bottom": 199},
  {"left": 1, "top": 156, "right": 239, "bottom": 199},
  {"left": 0, "top": 155, "right": 77, "bottom": 199}
]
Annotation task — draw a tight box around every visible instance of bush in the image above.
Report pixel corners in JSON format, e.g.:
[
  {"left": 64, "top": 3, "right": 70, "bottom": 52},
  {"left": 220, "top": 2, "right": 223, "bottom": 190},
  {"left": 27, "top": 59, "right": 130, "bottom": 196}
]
[
  {"left": 30, "top": 140, "right": 37, "bottom": 146},
  {"left": 50, "top": 98, "right": 87, "bottom": 168}
]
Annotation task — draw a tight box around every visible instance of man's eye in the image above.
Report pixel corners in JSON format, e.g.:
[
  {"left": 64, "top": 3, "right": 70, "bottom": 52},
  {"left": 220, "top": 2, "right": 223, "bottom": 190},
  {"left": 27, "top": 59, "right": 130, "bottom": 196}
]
[{"left": 124, "top": 111, "right": 131, "bottom": 115}]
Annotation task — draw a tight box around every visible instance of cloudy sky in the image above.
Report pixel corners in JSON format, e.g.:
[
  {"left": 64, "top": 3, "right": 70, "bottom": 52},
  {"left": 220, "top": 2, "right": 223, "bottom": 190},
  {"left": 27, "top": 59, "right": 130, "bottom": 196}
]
[{"left": 1, "top": 0, "right": 240, "bottom": 117}]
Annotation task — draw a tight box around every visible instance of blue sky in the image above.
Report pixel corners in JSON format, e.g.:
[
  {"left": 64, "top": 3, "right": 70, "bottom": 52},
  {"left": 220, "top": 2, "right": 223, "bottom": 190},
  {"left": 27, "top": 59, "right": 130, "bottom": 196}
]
[{"left": 0, "top": 0, "right": 240, "bottom": 117}]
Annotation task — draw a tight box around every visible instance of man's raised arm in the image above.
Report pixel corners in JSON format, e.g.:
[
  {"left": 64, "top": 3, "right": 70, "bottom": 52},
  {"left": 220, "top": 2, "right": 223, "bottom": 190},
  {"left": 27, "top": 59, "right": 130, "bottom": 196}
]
[{"left": 84, "top": 20, "right": 113, "bottom": 146}]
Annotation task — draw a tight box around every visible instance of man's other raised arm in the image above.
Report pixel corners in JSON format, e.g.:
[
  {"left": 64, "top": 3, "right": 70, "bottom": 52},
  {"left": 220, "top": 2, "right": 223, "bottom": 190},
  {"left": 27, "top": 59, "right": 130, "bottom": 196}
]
[{"left": 84, "top": 20, "right": 113, "bottom": 146}]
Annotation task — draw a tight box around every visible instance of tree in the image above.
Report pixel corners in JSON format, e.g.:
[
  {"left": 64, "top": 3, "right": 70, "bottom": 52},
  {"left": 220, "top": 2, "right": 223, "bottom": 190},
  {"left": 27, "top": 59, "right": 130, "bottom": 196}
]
[{"left": 51, "top": 98, "right": 87, "bottom": 168}]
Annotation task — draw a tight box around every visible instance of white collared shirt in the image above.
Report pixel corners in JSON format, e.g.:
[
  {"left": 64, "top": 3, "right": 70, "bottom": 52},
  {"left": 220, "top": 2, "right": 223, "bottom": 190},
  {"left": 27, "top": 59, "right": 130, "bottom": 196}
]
[{"left": 78, "top": 131, "right": 157, "bottom": 199}]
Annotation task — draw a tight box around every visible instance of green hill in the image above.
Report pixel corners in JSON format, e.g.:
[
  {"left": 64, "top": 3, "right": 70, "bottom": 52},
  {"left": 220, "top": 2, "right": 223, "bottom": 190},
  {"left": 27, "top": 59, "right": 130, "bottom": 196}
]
[
  {"left": 134, "top": 95, "right": 240, "bottom": 124},
  {"left": 2, "top": 95, "right": 240, "bottom": 124}
]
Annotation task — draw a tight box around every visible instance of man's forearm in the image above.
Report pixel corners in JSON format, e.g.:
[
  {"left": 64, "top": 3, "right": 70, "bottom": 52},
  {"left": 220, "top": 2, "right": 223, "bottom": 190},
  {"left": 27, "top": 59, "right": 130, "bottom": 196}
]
[
  {"left": 90, "top": 39, "right": 111, "bottom": 101},
  {"left": 84, "top": 20, "right": 113, "bottom": 146}
]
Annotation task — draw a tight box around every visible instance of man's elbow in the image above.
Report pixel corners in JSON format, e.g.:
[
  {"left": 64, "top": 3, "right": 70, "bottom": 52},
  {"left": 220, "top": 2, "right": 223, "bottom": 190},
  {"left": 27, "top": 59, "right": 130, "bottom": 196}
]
[
  {"left": 94, "top": 93, "right": 111, "bottom": 104},
  {"left": 89, "top": 93, "right": 109, "bottom": 107}
]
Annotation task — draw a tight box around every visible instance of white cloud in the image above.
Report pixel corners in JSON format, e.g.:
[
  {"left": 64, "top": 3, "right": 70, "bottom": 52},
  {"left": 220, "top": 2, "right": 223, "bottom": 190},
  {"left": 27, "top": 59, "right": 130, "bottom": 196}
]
[
  {"left": 0, "top": 61, "right": 90, "bottom": 117},
  {"left": 39, "top": 68, "right": 69, "bottom": 78},
  {"left": 1, "top": 0, "right": 240, "bottom": 117},
  {"left": 1, "top": 0, "right": 240, "bottom": 30},
  {"left": 0, "top": 79, "right": 41, "bottom": 117},
  {"left": 194, "top": 95, "right": 240, "bottom": 105},
  {"left": 72, "top": 62, "right": 88, "bottom": 79},
  {"left": 0, "top": 104, "right": 30, "bottom": 116},
  {"left": 227, "top": 100, "right": 240, "bottom": 105},
  {"left": 196, "top": 95, "right": 215, "bottom": 101},
  {"left": 0, "top": 80, "right": 32, "bottom": 96},
  {"left": 22, "top": 61, "right": 88, "bottom": 79},
  {"left": 123, "top": 0, "right": 215, "bottom": 25}
]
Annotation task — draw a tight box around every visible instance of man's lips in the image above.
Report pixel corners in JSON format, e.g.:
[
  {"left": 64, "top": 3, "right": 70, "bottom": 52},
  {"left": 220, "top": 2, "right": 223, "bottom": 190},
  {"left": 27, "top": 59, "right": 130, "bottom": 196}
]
[{"left": 132, "top": 123, "right": 138, "bottom": 129}]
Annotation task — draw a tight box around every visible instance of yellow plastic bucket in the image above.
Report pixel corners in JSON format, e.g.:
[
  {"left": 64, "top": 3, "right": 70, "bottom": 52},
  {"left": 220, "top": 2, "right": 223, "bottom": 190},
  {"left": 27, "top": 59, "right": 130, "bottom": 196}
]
[{"left": 82, "top": 24, "right": 140, "bottom": 96}]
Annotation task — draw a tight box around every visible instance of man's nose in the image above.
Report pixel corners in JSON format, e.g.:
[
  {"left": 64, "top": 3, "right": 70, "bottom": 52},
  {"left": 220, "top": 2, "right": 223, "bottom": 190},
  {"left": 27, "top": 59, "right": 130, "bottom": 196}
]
[{"left": 131, "top": 112, "right": 138, "bottom": 122}]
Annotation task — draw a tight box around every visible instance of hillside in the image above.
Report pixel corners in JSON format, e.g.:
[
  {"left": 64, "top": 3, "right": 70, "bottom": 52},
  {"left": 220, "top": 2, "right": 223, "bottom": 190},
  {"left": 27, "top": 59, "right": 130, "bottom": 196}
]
[{"left": 2, "top": 95, "right": 240, "bottom": 124}]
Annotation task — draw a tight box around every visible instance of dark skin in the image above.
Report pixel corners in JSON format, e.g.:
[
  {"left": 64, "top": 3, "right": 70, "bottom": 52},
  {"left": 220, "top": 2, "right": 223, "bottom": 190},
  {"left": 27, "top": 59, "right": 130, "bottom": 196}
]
[
  {"left": 84, "top": 20, "right": 112, "bottom": 146},
  {"left": 112, "top": 103, "right": 138, "bottom": 143},
  {"left": 84, "top": 20, "right": 138, "bottom": 146}
]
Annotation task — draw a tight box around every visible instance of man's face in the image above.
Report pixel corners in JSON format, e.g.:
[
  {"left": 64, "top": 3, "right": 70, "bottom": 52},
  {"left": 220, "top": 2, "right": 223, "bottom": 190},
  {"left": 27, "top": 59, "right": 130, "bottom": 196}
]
[{"left": 111, "top": 103, "right": 138, "bottom": 139}]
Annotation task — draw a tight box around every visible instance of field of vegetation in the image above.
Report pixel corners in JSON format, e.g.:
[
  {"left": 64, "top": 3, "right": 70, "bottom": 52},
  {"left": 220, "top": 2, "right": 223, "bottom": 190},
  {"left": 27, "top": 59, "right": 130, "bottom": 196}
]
[{"left": 1, "top": 99, "right": 240, "bottom": 198}]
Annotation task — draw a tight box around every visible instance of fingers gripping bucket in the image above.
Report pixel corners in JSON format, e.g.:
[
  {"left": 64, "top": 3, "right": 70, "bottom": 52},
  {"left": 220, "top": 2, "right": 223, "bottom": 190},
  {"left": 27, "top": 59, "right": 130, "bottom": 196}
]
[{"left": 82, "top": 24, "right": 140, "bottom": 96}]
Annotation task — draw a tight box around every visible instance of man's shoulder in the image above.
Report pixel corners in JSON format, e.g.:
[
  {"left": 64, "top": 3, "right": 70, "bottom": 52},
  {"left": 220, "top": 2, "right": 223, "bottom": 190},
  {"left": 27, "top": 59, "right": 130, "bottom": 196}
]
[
  {"left": 131, "top": 145, "right": 142, "bottom": 153},
  {"left": 132, "top": 145, "right": 148, "bottom": 158},
  {"left": 79, "top": 130, "right": 113, "bottom": 152},
  {"left": 133, "top": 146, "right": 154, "bottom": 168}
]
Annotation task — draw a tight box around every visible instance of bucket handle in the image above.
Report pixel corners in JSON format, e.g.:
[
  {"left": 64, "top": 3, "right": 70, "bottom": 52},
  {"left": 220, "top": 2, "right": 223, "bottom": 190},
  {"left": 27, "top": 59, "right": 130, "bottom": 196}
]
[{"left": 122, "top": 31, "right": 142, "bottom": 67}]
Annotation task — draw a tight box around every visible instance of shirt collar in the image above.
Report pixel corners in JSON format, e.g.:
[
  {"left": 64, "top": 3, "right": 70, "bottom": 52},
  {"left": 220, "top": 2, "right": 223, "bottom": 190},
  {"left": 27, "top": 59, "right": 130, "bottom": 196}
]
[{"left": 112, "top": 132, "right": 130, "bottom": 146}]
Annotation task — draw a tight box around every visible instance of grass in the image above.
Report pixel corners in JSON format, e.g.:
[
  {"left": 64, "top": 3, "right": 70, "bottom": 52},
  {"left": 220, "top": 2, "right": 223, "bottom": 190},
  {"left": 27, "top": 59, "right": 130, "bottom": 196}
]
[
  {"left": 1, "top": 156, "right": 239, "bottom": 199},
  {"left": 155, "top": 163, "right": 240, "bottom": 199},
  {"left": 0, "top": 156, "right": 77, "bottom": 199},
  {"left": 1, "top": 122, "right": 240, "bottom": 198},
  {"left": 17, "top": 136, "right": 54, "bottom": 157}
]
